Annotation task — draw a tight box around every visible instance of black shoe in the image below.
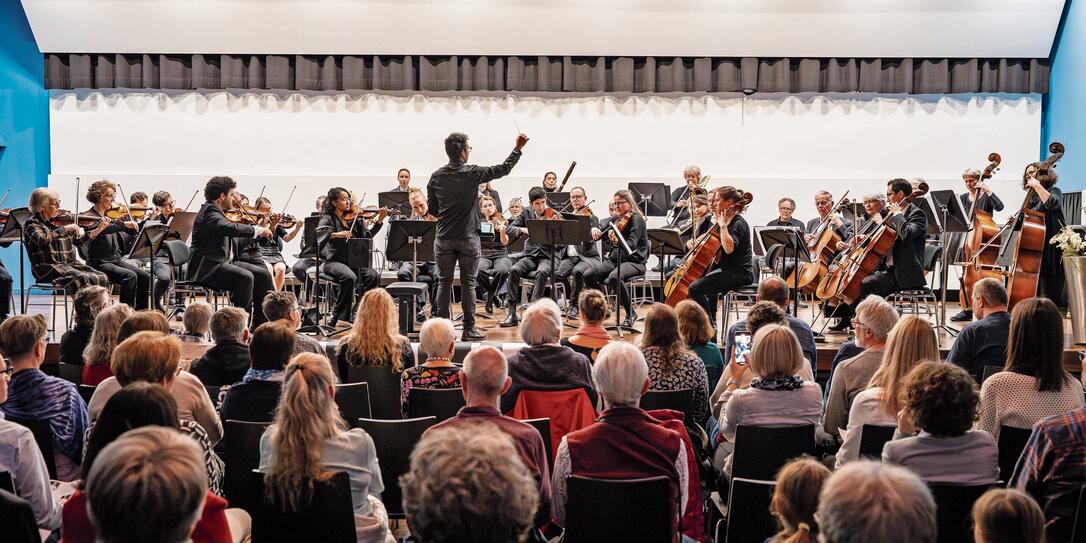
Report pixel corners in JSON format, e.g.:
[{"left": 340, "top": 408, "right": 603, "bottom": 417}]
[
  {"left": 828, "top": 318, "right": 851, "bottom": 332},
  {"left": 566, "top": 305, "right": 579, "bottom": 320},
  {"left": 484, "top": 299, "right": 495, "bottom": 315},
  {"left": 499, "top": 313, "right": 519, "bottom": 328},
  {"left": 949, "top": 310, "right": 973, "bottom": 322},
  {"left": 622, "top": 312, "right": 637, "bottom": 328},
  {"left": 462, "top": 327, "right": 486, "bottom": 341}
]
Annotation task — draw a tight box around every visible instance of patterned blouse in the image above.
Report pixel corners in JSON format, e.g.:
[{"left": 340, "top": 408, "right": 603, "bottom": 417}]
[
  {"left": 23, "top": 215, "right": 108, "bottom": 293},
  {"left": 976, "top": 371, "right": 1085, "bottom": 440},
  {"left": 400, "top": 364, "right": 462, "bottom": 418},
  {"left": 643, "top": 346, "right": 711, "bottom": 426}
]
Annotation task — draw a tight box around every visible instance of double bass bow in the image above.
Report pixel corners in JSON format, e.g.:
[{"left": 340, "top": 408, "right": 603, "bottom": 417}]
[
  {"left": 1005, "top": 142, "right": 1065, "bottom": 309},
  {"left": 959, "top": 153, "right": 1003, "bottom": 310},
  {"left": 664, "top": 191, "right": 753, "bottom": 307}
]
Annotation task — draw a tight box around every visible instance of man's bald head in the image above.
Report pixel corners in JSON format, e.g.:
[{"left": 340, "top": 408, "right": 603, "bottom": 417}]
[
  {"left": 463, "top": 346, "right": 510, "bottom": 398},
  {"left": 757, "top": 276, "right": 790, "bottom": 307}
]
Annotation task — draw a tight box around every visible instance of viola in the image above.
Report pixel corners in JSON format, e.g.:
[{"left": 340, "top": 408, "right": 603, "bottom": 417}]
[
  {"left": 959, "top": 153, "right": 1004, "bottom": 309},
  {"left": 664, "top": 192, "right": 753, "bottom": 307},
  {"left": 224, "top": 195, "right": 261, "bottom": 225},
  {"left": 1006, "top": 142, "right": 1064, "bottom": 309},
  {"left": 103, "top": 203, "right": 153, "bottom": 221}
]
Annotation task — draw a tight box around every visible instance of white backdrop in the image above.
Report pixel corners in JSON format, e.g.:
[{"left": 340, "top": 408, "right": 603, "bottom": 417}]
[{"left": 48, "top": 90, "right": 1042, "bottom": 288}]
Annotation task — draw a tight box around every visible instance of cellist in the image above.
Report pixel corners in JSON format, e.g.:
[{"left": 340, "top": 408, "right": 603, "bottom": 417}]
[
  {"left": 686, "top": 186, "right": 755, "bottom": 329},
  {"left": 1021, "top": 162, "right": 1067, "bottom": 307},
  {"left": 951, "top": 167, "right": 1005, "bottom": 321},
  {"left": 805, "top": 191, "right": 853, "bottom": 249}
]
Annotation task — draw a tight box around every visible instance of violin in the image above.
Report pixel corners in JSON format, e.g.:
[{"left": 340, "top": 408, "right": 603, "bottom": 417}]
[
  {"left": 541, "top": 207, "right": 561, "bottom": 220},
  {"left": 347, "top": 206, "right": 401, "bottom": 221},
  {"left": 50, "top": 210, "right": 107, "bottom": 229},
  {"left": 488, "top": 211, "right": 509, "bottom": 229},
  {"left": 224, "top": 195, "right": 262, "bottom": 225},
  {"left": 104, "top": 203, "right": 153, "bottom": 221}
]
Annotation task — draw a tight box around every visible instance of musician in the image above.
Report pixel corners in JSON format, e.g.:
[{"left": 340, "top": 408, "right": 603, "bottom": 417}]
[
  {"left": 506, "top": 197, "right": 524, "bottom": 220},
  {"left": 669, "top": 165, "right": 703, "bottom": 226},
  {"left": 24, "top": 187, "right": 110, "bottom": 296},
  {"left": 318, "top": 187, "right": 386, "bottom": 325},
  {"left": 253, "top": 196, "right": 303, "bottom": 292},
  {"left": 427, "top": 131, "right": 528, "bottom": 341},
  {"left": 500, "top": 186, "right": 553, "bottom": 328},
  {"left": 390, "top": 168, "right": 413, "bottom": 192},
  {"left": 189, "top": 176, "right": 275, "bottom": 327},
  {"left": 129, "top": 191, "right": 158, "bottom": 224},
  {"left": 592, "top": 189, "right": 650, "bottom": 328},
  {"left": 664, "top": 194, "right": 711, "bottom": 279},
  {"left": 82, "top": 180, "right": 151, "bottom": 309},
  {"left": 396, "top": 189, "right": 437, "bottom": 323},
  {"left": 950, "top": 168, "right": 1005, "bottom": 322},
  {"left": 147, "top": 190, "right": 179, "bottom": 311},
  {"left": 859, "top": 193, "right": 888, "bottom": 229},
  {"left": 480, "top": 182, "right": 502, "bottom": 213},
  {"left": 290, "top": 195, "right": 327, "bottom": 286},
  {"left": 478, "top": 195, "right": 511, "bottom": 315},
  {"left": 685, "top": 186, "right": 754, "bottom": 328},
  {"left": 768, "top": 197, "right": 803, "bottom": 228},
  {"left": 542, "top": 171, "right": 559, "bottom": 192},
  {"left": 1022, "top": 162, "right": 1067, "bottom": 306},
  {"left": 556, "top": 186, "right": 603, "bottom": 319}
]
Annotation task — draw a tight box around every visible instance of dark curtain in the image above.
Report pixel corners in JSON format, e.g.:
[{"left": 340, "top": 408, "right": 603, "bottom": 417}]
[{"left": 45, "top": 54, "right": 1049, "bottom": 94}]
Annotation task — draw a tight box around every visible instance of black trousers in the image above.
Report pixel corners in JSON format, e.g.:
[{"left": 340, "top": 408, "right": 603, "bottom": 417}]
[
  {"left": 321, "top": 261, "right": 380, "bottom": 322},
  {"left": 434, "top": 237, "right": 482, "bottom": 327},
  {"left": 292, "top": 258, "right": 314, "bottom": 284},
  {"left": 0, "top": 260, "right": 12, "bottom": 318},
  {"left": 478, "top": 256, "right": 513, "bottom": 303},
  {"left": 93, "top": 260, "right": 152, "bottom": 310},
  {"left": 832, "top": 270, "right": 904, "bottom": 321},
  {"left": 687, "top": 267, "right": 752, "bottom": 324},
  {"left": 559, "top": 255, "right": 601, "bottom": 308},
  {"left": 199, "top": 261, "right": 274, "bottom": 327},
  {"left": 594, "top": 260, "right": 646, "bottom": 315},
  {"left": 506, "top": 254, "right": 551, "bottom": 311}
]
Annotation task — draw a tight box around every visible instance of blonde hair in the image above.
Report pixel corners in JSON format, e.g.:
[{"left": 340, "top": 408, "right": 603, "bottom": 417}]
[
  {"left": 110, "top": 331, "right": 181, "bottom": 386},
  {"left": 182, "top": 302, "right": 213, "bottom": 336},
  {"left": 867, "top": 315, "right": 940, "bottom": 415},
  {"left": 338, "top": 288, "right": 407, "bottom": 372},
  {"left": 84, "top": 304, "right": 134, "bottom": 367},
  {"left": 750, "top": 324, "right": 804, "bottom": 379},
  {"left": 675, "top": 299, "right": 714, "bottom": 345},
  {"left": 266, "top": 353, "right": 344, "bottom": 512},
  {"left": 773, "top": 457, "right": 832, "bottom": 543}
]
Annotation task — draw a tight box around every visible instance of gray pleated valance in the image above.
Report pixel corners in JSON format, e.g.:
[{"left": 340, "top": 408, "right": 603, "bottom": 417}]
[{"left": 44, "top": 54, "right": 1050, "bottom": 94}]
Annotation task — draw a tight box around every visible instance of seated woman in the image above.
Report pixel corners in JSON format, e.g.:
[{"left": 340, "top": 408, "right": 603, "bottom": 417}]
[
  {"left": 81, "top": 304, "right": 133, "bottom": 387},
  {"left": 260, "top": 353, "right": 394, "bottom": 543},
  {"left": 502, "top": 299, "right": 596, "bottom": 413},
  {"left": 62, "top": 383, "right": 245, "bottom": 543},
  {"left": 59, "top": 285, "right": 111, "bottom": 365},
  {"left": 560, "top": 289, "right": 612, "bottom": 363},
  {"left": 336, "top": 288, "right": 414, "bottom": 382},
  {"left": 884, "top": 361, "right": 998, "bottom": 485},
  {"left": 401, "top": 318, "right": 462, "bottom": 418},
  {"left": 640, "top": 303, "right": 711, "bottom": 427},
  {"left": 977, "top": 297, "right": 1084, "bottom": 441},
  {"left": 253, "top": 196, "right": 302, "bottom": 292},
  {"left": 116, "top": 310, "right": 172, "bottom": 343},
  {"left": 181, "top": 302, "right": 214, "bottom": 343},
  {"left": 767, "top": 457, "right": 831, "bottom": 543},
  {"left": 23, "top": 187, "right": 109, "bottom": 296},
  {"left": 675, "top": 299, "right": 725, "bottom": 391}
]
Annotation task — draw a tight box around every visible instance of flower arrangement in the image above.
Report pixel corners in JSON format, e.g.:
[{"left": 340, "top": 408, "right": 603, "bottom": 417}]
[{"left": 1050, "top": 205, "right": 1086, "bottom": 258}]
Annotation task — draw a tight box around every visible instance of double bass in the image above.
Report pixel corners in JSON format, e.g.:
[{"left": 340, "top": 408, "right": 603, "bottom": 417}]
[
  {"left": 785, "top": 191, "right": 851, "bottom": 294},
  {"left": 664, "top": 192, "right": 753, "bottom": 307},
  {"left": 959, "top": 153, "right": 1003, "bottom": 309},
  {"left": 1005, "top": 142, "right": 1064, "bottom": 309}
]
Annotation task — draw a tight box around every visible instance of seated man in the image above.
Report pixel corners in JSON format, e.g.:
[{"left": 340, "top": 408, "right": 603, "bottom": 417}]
[
  {"left": 261, "top": 291, "right": 324, "bottom": 355},
  {"left": 551, "top": 342, "right": 688, "bottom": 530},
  {"left": 190, "top": 307, "right": 252, "bottom": 386},
  {"left": 428, "top": 346, "right": 552, "bottom": 526},
  {"left": 722, "top": 276, "right": 817, "bottom": 365},
  {"left": 1013, "top": 405, "right": 1086, "bottom": 540},
  {"left": 817, "top": 461, "right": 936, "bottom": 543},
  {"left": 946, "top": 277, "right": 1011, "bottom": 380},
  {"left": 501, "top": 299, "right": 596, "bottom": 413},
  {"left": 219, "top": 322, "right": 294, "bottom": 423}
]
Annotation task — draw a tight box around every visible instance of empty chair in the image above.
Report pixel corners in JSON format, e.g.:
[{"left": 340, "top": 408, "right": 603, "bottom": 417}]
[
  {"left": 5, "top": 416, "right": 57, "bottom": 480},
  {"left": 929, "top": 483, "right": 993, "bottom": 543},
  {"left": 357, "top": 416, "right": 436, "bottom": 518},
  {"left": 57, "top": 362, "right": 83, "bottom": 386},
  {"left": 333, "top": 382, "right": 372, "bottom": 425},
  {"left": 722, "top": 477, "right": 778, "bottom": 543},
  {"left": 731, "top": 424, "right": 816, "bottom": 481},
  {"left": 564, "top": 475, "right": 673, "bottom": 543},
  {"left": 858, "top": 425, "right": 897, "bottom": 460},
  {"left": 248, "top": 470, "right": 355, "bottom": 543},
  {"left": 404, "top": 387, "right": 466, "bottom": 422},
  {"left": 996, "top": 425, "right": 1032, "bottom": 483},
  {"left": 346, "top": 365, "right": 402, "bottom": 420},
  {"left": 220, "top": 419, "right": 271, "bottom": 507},
  {"left": 639, "top": 388, "right": 694, "bottom": 425}
]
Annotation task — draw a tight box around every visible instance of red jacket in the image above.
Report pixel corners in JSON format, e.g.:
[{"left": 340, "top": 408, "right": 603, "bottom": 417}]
[{"left": 60, "top": 489, "right": 233, "bottom": 543}]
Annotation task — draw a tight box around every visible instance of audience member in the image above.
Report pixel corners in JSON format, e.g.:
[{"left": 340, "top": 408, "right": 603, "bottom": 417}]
[
  {"left": 971, "top": 489, "right": 1046, "bottom": 543},
  {"left": 715, "top": 324, "right": 823, "bottom": 472},
  {"left": 883, "top": 362, "right": 998, "bottom": 484},
  {"left": 260, "top": 353, "right": 393, "bottom": 543},
  {"left": 822, "top": 295, "right": 898, "bottom": 440},
  {"left": 977, "top": 297, "right": 1083, "bottom": 440},
  {"left": 0, "top": 314, "right": 89, "bottom": 481},
  {"left": 551, "top": 342, "right": 688, "bottom": 530},
  {"left": 502, "top": 299, "right": 596, "bottom": 413},
  {"left": 1012, "top": 404, "right": 1086, "bottom": 539},
  {"left": 337, "top": 288, "right": 413, "bottom": 382},
  {"left": 946, "top": 278, "right": 1011, "bottom": 379},
  {"left": 723, "top": 276, "right": 817, "bottom": 364},
  {"left": 768, "top": 457, "right": 831, "bottom": 543},
  {"left": 116, "top": 310, "right": 171, "bottom": 343},
  {"left": 81, "top": 304, "right": 134, "bottom": 386},
  {"left": 261, "top": 291, "right": 323, "bottom": 355},
  {"left": 560, "top": 289, "right": 612, "bottom": 363},
  {"left": 401, "top": 318, "right": 462, "bottom": 418},
  {"left": 219, "top": 322, "right": 293, "bottom": 423},
  {"left": 676, "top": 299, "right": 725, "bottom": 390},
  {"left": 816, "top": 461, "right": 936, "bottom": 543},
  {"left": 426, "top": 346, "right": 552, "bottom": 526},
  {"left": 190, "top": 307, "right": 252, "bottom": 386},
  {"left": 89, "top": 331, "right": 223, "bottom": 445},
  {"left": 835, "top": 315, "right": 938, "bottom": 467},
  {"left": 402, "top": 424, "right": 539, "bottom": 543},
  {"left": 0, "top": 352, "right": 61, "bottom": 532},
  {"left": 60, "top": 285, "right": 110, "bottom": 364},
  {"left": 641, "top": 303, "right": 710, "bottom": 426},
  {"left": 180, "top": 302, "right": 213, "bottom": 343}
]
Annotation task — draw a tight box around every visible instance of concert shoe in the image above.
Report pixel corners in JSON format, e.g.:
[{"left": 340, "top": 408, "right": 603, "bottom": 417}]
[
  {"left": 828, "top": 318, "right": 852, "bottom": 332},
  {"left": 949, "top": 310, "right": 973, "bottom": 322},
  {"left": 621, "top": 312, "right": 638, "bottom": 328},
  {"left": 499, "top": 313, "right": 520, "bottom": 328},
  {"left": 566, "top": 305, "right": 579, "bottom": 320},
  {"left": 462, "top": 327, "right": 487, "bottom": 341}
]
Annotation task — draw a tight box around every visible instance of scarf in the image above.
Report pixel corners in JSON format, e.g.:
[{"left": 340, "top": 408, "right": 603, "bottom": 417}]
[
  {"left": 1, "top": 368, "right": 90, "bottom": 460},
  {"left": 574, "top": 323, "right": 612, "bottom": 341},
  {"left": 749, "top": 375, "right": 804, "bottom": 392},
  {"left": 242, "top": 368, "right": 285, "bottom": 383}
]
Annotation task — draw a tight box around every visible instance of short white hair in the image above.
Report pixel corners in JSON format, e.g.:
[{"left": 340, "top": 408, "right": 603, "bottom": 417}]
[
  {"left": 818, "top": 461, "right": 936, "bottom": 543},
  {"left": 519, "top": 298, "right": 562, "bottom": 345},
  {"left": 854, "top": 295, "right": 899, "bottom": 342},
  {"left": 29, "top": 187, "right": 60, "bottom": 213},
  {"left": 682, "top": 165, "right": 701, "bottom": 177},
  {"left": 463, "top": 346, "right": 508, "bottom": 397},
  {"left": 419, "top": 318, "right": 456, "bottom": 357},
  {"left": 962, "top": 168, "right": 981, "bottom": 179},
  {"left": 592, "top": 342, "right": 648, "bottom": 407}
]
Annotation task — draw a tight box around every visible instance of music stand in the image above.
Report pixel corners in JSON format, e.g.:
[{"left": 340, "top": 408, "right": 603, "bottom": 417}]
[
  {"left": 506, "top": 228, "right": 527, "bottom": 253},
  {"left": 759, "top": 227, "right": 809, "bottom": 316},
  {"left": 297, "top": 216, "right": 320, "bottom": 259},
  {"left": 2, "top": 208, "right": 34, "bottom": 312},
  {"left": 841, "top": 201, "right": 867, "bottom": 228},
  {"left": 165, "top": 211, "right": 197, "bottom": 244},
  {"left": 127, "top": 223, "right": 169, "bottom": 311},
  {"left": 526, "top": 219, "right": 583, "bottom": 311},
  {"left": 604, "top": 221, "right": 640, "bottom": 336},
  {"left": 386, "top": 220, "right": 436, "bottom": 334},
  {"left": 628, "top": 183, "right": 669, "bottom": 217},
  {"left": 546, "top": 192, "right": 571, "bottom": 212},
  {"left": 928, "top": 190, "right": 969, "bottom": 336},
  {"left": 914, "top": 195, "right": 945, "bottom": 237},
  {"left": 378, "top": 192, "right": 411, "bottom": 219},
  {"left": 648, "top": 228, "right": 686, "bottom": 302}
]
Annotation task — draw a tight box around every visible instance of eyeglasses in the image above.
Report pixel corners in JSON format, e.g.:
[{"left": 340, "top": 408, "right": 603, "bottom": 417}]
[
  {"left": 851, "top": 320, "right": 865, "bottom": 329},
  {"left": 779, "top": 206, "right": 794, "bottom": 212},
  {"left": 0, "top": 367, "right": 12, "bottom": 378}
]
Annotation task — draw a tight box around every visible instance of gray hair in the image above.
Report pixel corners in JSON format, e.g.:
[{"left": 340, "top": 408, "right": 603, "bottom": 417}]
[
  {"left": 683, "top": 165, "right": 702, "bottom": 178},
  {"left": 862, "top": 192, "right": 886, "bottom": 203},
  {"left": 463, "top": 346, "right": 508, "bottom": 398},
  {"left": 815, "top": 190, "right": 833, "bottom": 201},
  {"left": 962, "top": 168, "right": 981, "bottom": 179},
  {"left": 420, "top": 317, "right": 456, "bottom": 358},
  {"left": 817, "top": 461, "right": 936, "bottom": 543},
  {"left": 209, "top": 307, "right": 248, "bottom": 343},
  {"left": 519, "top": 298, "right": 562, "bottom": 345},
  {"left": 854, "top": 295, "right": 899, "bottom": 342},
  {"left": 592, "top": 342, "right": 648, "bottom": 407},
  {"left": 28, "top": 187, "right": 60, "bottom": 213},
  {"left": 972, "top": 277, "right": 1008, "bottom": 307}
]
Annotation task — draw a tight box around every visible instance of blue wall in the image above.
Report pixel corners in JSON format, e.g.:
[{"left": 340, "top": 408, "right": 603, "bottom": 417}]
[
  {"left": 1043, "top": 0, "right": 1085, "bottom": 193},
  {"left": 0, "top": 0, "right": 48, "bottom": 294}
]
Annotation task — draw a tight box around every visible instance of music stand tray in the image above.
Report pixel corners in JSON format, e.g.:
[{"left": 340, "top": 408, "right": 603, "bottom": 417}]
[
  {"left": 758, "top": 227, "right": 809, "bottom": 261},
  {"left": 0, "top": 208, "right": 32, "bottom": 246},
  {"left": 914, "top": 195, "right": 945, "bottom": 236},
  {"left": 628, "top": 183, "right": 670, "bottom": 217},
  {"left": 546, "top": 192, "right": 571, "bottom": 212},
  {"left": 378, "top": 192, "right": 411, "bottom": 219},
  {"left": 386, "top": 220, "right": 436, "bottom": 263}
]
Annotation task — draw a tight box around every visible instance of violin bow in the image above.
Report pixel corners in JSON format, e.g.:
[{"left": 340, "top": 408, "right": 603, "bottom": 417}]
[{"left": 115, "top": 184, "right": 137, "bottom": 222}]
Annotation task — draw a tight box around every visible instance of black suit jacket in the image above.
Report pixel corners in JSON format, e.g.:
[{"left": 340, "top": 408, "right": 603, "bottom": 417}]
[
  {"left": 189, "top": 203, "right": 257, "bottom": 282},
  {"left": 190, "top": 339, "right": 252, "bottom": 386},
  {"left": 884, "top": 204, "right": 928, "bottom": 288}
]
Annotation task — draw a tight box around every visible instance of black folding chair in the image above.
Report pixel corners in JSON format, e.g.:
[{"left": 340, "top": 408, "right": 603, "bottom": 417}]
[
  {"left": 996, "top": 425, "right": 1032, "bottom": 484},
  {"left": 0, "top": 489, "right": 40, "bottom": 543},
  {"left": 857, "top": 425, "right": 897, "bottom": 460},
  {"left": 333, "top": 382, "right": 372, "bottom": 425},
  {"left": 405, "top": 387, "right": 466, "bottom": 423},
  {"left": 357, "top": 416, "right": 436, "bottom": 518},
  {"left": 522, "top": 418, "right": 553, "bottom": 465},
  {"left": 929, "top": 483, "right": 993, "bottom": 543},
  {"left": 57, "top": 362, "right": 83, "bottom": 386},
  {"left": 0, "top": 471, "right": 13, "bottom": 493},
  {"left": 346, "top": 365, "right": 403, "bottom": 420},
  {"left": 248, "top": 470, "right": 355, "bottom": 543},
  {"left": 564, "top": 475, "right": 673, "bottom": 543},
  {"left": 77, "top": 384, "right": 96, "bottom": 405},
  {"left": 731, "top": 424, "right": 816, "bottom": 481},
  {"left": 723, "top": 477, "right": 778, "bottom": 543},
  {"left": 220, "top": 420, "right": 271, "bottom": 508},
  {"left": 6, "top": 416, "right": 57, "bottom": 479},
  {"left": 640, "top": 388, "right": 694, "bottom": 425}
]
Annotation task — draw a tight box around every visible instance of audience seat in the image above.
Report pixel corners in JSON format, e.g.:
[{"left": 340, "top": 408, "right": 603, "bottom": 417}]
[
  {"left": 345, "top": 366, "right": 402, "bottom": 420},
  {"left": 996, "top": 425, "right": 1033, "bottom": 485},
  {"left": 404, "top": 387, "right": 465, "bottom": 423},
  {"left": 522, "top": 418, "right": 553, "bottom": 465},
  {"left": 357, "top": 417, "right": 436, "bottom": 519},
  {"left": 0, "top": 489, "right": 41, "bottom": 543},
  {"left": 509, "top": 389, "right": 596, "bottom": 460},
  {"left": 640, "top": 388, "right": 694, "bottom": 426},
  {"left": 721, "top": 477, "right": 777, "bottom": 543},
  {"left": 77, "top": 385, "right": 96, "bottom": 405},
  {"left": 333, "top": 382, "right": 372, "bottom": 425},
  {"left": 857, "top": 424, "right": 897, "bottom": 460},
  {"left": 0, "top": 471, "right": 12, "bottom": 493},
  {"left": 1070, "top": 485, "right": 1086, "bottom": 543},
  {"left": 6, "top": 416, "right": 57, "bottom": 480},
  {"left": 731, "top": 424, "right": 816, "bottom": 481},
  {"left": 221, "top": 420, "right": 271, "bottom": 508},
  {"left": 564, "top": 475, "right": 673, "bottom": 543},
  {"left": 929, "top": 483, "right": 994, "bottom": 543},
  {"left": 57, "top": 362, "right": 82, "bottom": 386},
  {"left": 247, "top": 470, "right": 355, "bottom": 543}
]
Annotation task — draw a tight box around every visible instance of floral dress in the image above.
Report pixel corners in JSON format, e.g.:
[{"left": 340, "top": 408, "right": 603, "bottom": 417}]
[{"left": 400, "top": 365, "right": 462, "bottom": 418}]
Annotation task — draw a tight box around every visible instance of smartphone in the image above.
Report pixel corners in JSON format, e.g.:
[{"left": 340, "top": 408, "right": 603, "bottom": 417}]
[{"left": 734, "top": 333, "right": 753, "bottom": 366}]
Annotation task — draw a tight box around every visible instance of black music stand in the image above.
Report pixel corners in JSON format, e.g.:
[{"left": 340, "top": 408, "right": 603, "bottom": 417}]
[
  {"left": 928, "top": 190, "right": 969, "bottom": 336},
  {"left": 841, "top": 201, "right": 867, "bottom": 227},
  {"left": 604, "top": 221, "right": 640, "bottom": 336},
  {"left": 127, "top": 223, "right": 169, "bottom": 311},
  {"left": 2, "top": 208, "right": 34, "bottom": 313},
  {"left": 759, "top": 227, "right": 809, "bottom": 316},
  {"left": 546, "top": 192, "right": 571, "bottom": 212},
  {"left": 526, "top": 219, "right": 583, "bottom": 310},
  {"left": 648, "top": 228, "right": 686, "bottom": 302},
  {"left": 628, "top": 183, "right": 669, "bottom": 217},
  {"left": 386, "top": 220, "right": 436, "bottom": 336},
  {"left": 378, "top": 192, "right": 411, "bottom": 219},
  {"left": 164, "top": 211, "right": 196, "bottom": 244}
]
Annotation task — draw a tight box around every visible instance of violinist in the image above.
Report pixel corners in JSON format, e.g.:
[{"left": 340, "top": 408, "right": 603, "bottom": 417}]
[
  {"left": 506, "top": 197, "right": 524, "bottom": 220},
  {"left": 253, "top": 196, "right": 302, "bottom": 292},
  {"left": 685, "top": 186, "right": 754, "bottom": 329},
  {"left": 478, "top": 195, "right": 511, "bottom": 315},
  {"left": 768, "top": 197, "right": 803, "bottom": 228},
  {"left": 128, "top": 192, "right": 158, "bottom": 224},
  {"left": 391, "top": 168, "right": 413, "bottom": 192},
  {"left": 290, "top": 195, "right": 328, "bottom": 286},
  {"left": 230, "top": 192, "right": 274, "bottom": 285},
  {"left": 1021, "top": 162, "right": 1067, "bottom": 306},
  {"left": 146, "top": 190, "right": 179, "bottom": 310},
  {"left": 556, "top": 187, "right": 603, "bottom": 319},
  {"left": 587, "top": 190, "right": 649, "bottom": 327},
  {"left": 189, "top": 176, "right": 275, "bottom": 328},
  {"left": 806, "top": 191, "right": 853, "bottom": 248},
  {"left": 669, "top": 165, "right": 704, "bottom": 226},
  {"left": 542, "top": 171, "right": 559, "bottom": 192},
  {"left": 23, "top": 188, "right": 109, "bottom": 297},
  {"left": 83, "top": 180, "right": 151, "bottom": 309},
  {"left": 500, "top": 187, "right": 554, "bottom": 328},
  {"left": 318, "top": 187, "right": 386, "bottom": 325},
  {"left": 395, "top": 189, "right": 437, "bottom": 323}
]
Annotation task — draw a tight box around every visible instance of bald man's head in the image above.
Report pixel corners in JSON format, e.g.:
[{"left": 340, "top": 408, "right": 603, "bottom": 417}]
[{"left": 463, "top": 346, "right": 510, "bottom": 398}]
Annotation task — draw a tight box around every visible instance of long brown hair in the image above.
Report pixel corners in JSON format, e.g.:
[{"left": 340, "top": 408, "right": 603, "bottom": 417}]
[
  {"left": 337, "top": 288, "right": 408, "bottom": 372},
  {"left": 772, "top": 457, "right": 831, "bottom": 543},
  {"left": 676, "top": 300, "right": 714, "bottom": 345},
  {"left": 868, "top": 315, "right": 939, "bottom": 415},
  {"left": 640, "top": 303, "right": 690, "bottom": 373},
  {"left": 1006, "top": 297, "right": 1070, "bottom": 392}
]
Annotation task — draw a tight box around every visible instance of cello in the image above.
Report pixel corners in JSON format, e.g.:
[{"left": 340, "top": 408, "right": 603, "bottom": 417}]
[
  {"left": 959, "top": 153, "right": 1003, "bottom": 310},
  {"left": 785, "top": 191, "right": 851, "bottom": 294},
  {"left": 1005, "top": 142, "right": 1064, "bottom": 310},
  {"left": 664, "top": 191, "right": 753, "bottom": 307}
]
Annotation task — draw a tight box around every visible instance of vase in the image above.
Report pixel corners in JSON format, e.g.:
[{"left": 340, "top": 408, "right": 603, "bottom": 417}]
[{"left": 1065, "top": 256, "right": 1086, "bottom": 345}]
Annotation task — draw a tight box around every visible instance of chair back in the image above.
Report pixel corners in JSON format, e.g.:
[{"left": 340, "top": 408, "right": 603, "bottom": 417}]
[
  {"left": 77, "top": 384, "right": 96, "bottom": 405},
  {"left": 564, "top": 475, "right": 673, "bottom": 543},
  {"left": 922, "top": 244, "right": 943, "bottom": 273},
  {"left": 981, "top": 365, "right": 1003, "bottom": 384},
  {"left": 57, "top": 362, "right": 83, "bottom": 385},
  {"left": 640, "top": 389, "right": 694, "bottom": 425},
  {"left": 510, "top": 389, "right": 597, "bottom": 460},
  {"left": 357, "top": 417, "right": 436, "bottom": 518},
  {"left": 221, "top": 420, "right": 271, "bottom": 508},
  {"left": 405, "top": 387, "right": 465, "bottom": 422},
  {"left": 204, "top": 385, "right": 221, "bottom": 406},
  {"left": 249, "top": 471, "right": 355, "bottom": 543},
  {"left": 346, "top": 365, "right": 402, "bottom": 420},
  {"left": 0, "top": 489, "right": 41, "bottom": 543},
  {"left": 929, "top": 483, "right": 992, "bottom": 543},
  {"left": 731, "top": 424, "right": 815, "bottom": 481},
  {"left": 0, "top": 471, "right": 13, "bottom": 493},
  {"left": 162, "top": 240, "right": 191, "bottom": 267},
  {"left": 6, "top": 416, "right": 57, "bottom": 479},
  {"left": 724, "top": 478, "right": 778, "bottom": 543},
  {"left": 996, "top": 425, "right": 1033, "bottom": 484},
  {"left": 333, "top": 382, "right": 372, "bottom": 425},
  {"left": 857, "top": 425, "right": 897, "bottom": 460},
  {"left": 522, "top": 418, "right": 553, "bottom": 465},
  {"left": 451, "top": 342, "right": 473, "bottom": 365}
]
